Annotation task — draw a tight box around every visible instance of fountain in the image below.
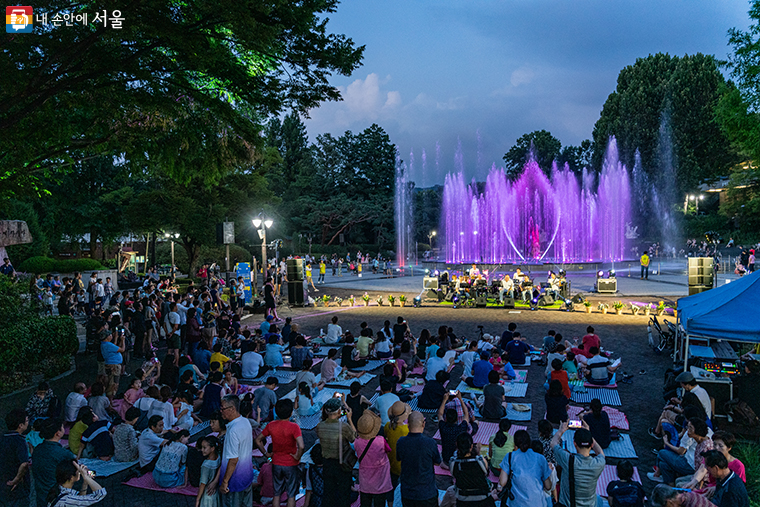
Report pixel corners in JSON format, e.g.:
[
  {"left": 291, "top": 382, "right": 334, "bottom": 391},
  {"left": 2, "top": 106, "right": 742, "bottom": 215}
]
[
  {"left": 441, "top": 137, "right": 632, "bottom": 264},
  {"left": 395, "top": 151, "right": 415, "bottom": 266}
]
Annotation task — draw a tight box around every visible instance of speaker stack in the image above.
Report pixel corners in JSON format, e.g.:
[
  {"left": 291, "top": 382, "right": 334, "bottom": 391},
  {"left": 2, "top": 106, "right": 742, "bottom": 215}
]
[
  {"left": 475, "top": 294, "right": 488, "bottom": 307},
  {"left": 688, "top": 257, "right": 714, "bottom": 296},
  {"left": 538, "top": 294, "right": 555, "bottom": 306},
  {"left": 503, "top": 297, "right": 515, "bottom": 309},
  {"left": 287, "top": 259, "right": 305, "bottom": 306}
]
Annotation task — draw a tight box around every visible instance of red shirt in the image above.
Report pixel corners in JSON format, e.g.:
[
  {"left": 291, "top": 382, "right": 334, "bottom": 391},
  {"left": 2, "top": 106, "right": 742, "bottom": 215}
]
[
  {"left": 582, "top": 334, "right": 601, "bottom": 352},
  {"left": 550, "top": 369, "right": 572, "bottom": 399},
  {"left": 261, "top": 419, "right": 302, "bottom": 467}
]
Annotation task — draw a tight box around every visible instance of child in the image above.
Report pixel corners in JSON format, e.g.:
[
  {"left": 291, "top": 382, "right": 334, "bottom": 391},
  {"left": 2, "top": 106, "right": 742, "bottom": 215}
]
[
  {"left": 550, "top": 359, "right": 572, "bottom": 399},
  {"left": 563, "top": 351, "right": 579, "bottom": 380},
  {"left": 223, "top": 370, "right": 239, "bottom": 396},
  {"left": 121, "top": 377, "right": 144, "bottom": 419},
  {"left": 149, "top": 385, "right": 177, "bottom": 429},
  {"left": 79, "top": 410, "right": 114, "bottom": 460},
  {"left": 153, "top": 429, "right": 190, "bottom": 488},
  {"left": 489, "top": 349, "right": 505, "bottom": 372},
  {"left": 77, "top": 289, "right": 86, "bottom": 315},
  {"left": 68, "top": 406, "right": 92, "bottom": 456},
  {"left": 196, "top": 436, "right": 221, "bottom": 507},
  {"left": 88, "top": 382, "right": 114, "bottom": 422},
  {"left": 606, "top": 460, "right": 645, "bottom": 507},
  {"left": 200, "top": 371, "right": 225, "bottom": 418},
  {"left": 304, "top": 443, "right": 325, "bottom": 507},
  {"left": 256, "top": 445, "right": 275, "bottom": 504},
  {"left": 488, "top": 419, "right": 514, "bottom": 475},
  {"left": 43, "top": 287, "right": 54, "bottom": 315},
  {"left": 295, "top": 381, "right": 322, "bottom": 417},
  {"left": 537, "top": 419, "right": 556, "bottom": 465},
  {"left": 173, "top": 391, "right": 197, "bottom": 431}
]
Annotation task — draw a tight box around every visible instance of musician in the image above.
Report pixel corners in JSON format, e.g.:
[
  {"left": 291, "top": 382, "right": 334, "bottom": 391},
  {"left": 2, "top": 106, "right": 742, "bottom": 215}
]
[
  {"left": 548, "top": 273, "right": 561, "bottom": 299},
  {"left": 499, "top": 275, "right": 515, "bottom": 302},
  {"left": 470, "top": 264, "right": 480, "bottom": 277},
  {"left": 520, "top": 277, "right": 534, "bottom": 302},
  {"left": 513, "top": 268, "right": 525, "bottom": 283}
]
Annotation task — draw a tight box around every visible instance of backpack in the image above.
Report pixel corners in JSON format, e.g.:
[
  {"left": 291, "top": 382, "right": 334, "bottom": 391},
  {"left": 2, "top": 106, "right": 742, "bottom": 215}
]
[
  {"left": 608, "top": 481, "right": 644, "bottom": 507},
  {"left": 725, "top": 399, "right": 760, "bottom": 426}
]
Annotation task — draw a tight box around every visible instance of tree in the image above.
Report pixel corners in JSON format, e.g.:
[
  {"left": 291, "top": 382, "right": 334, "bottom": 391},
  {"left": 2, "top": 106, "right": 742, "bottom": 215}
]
[
  {"left": 591, "top": 53, "right": 738, "bottom": 194},
  {"left": 557, "top": 140, "right": 593, "bottom": 172},
  {"left": 502, "top": 130, "right": 562, "bottom": 179},
  {"left": 727, "top": 0, "right": 760, "bottom": 112},
  {"left": 0, "top": 0, "right": 365, "bottom": 196}
]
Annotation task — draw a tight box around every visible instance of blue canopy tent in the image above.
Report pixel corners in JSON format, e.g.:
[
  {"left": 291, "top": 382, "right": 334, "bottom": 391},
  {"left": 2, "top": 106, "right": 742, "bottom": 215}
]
[{"left": 676, "top": 269, "right": 760, "bottom": 368}]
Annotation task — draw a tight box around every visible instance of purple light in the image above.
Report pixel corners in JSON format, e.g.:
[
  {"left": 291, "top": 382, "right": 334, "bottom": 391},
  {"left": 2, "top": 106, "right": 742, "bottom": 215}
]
[{"left": 442, "top": 137, "right": 631, "bottom": 263}]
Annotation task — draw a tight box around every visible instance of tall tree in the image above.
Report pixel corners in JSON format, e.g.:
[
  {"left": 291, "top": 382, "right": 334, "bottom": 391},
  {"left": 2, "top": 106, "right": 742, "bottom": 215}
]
[
  {"left": 0, "top": 0, "right": 364, "bottom": 196},
  {"left": 502, "top": 130, "right": 562, "bottom": 179},
  {"left": 591, "top": 53, "right": 738, "bottom": 194}
]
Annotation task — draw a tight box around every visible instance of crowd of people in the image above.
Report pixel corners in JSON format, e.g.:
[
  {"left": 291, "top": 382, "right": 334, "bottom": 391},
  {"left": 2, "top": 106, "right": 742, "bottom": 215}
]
[{"left": 0, "top": 264, "right": 753, "bottom": 507}]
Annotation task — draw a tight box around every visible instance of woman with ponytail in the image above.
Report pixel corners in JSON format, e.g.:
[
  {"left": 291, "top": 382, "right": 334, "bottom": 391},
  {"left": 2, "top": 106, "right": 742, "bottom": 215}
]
[
  {"left": 449, "top": 432, "right": 494, "bottom": 507},
  {"left": 489, "top": 419, "right": 514, "bottom": 475}
]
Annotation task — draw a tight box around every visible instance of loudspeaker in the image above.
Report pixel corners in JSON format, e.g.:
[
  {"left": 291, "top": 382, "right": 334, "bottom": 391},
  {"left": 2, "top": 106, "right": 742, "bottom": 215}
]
[
  {"left": 571, "top": 293, "right": 585, "bottom": 304},
  {"left": 444, "top": 292, "right": 454, "bottom": 302},
  {"left": 538, "top": 295, "right": 555, "bottom": 306},
  {"left": 287, "top": 281, "right": 304, "bottom": 306},
  {"left": 696, "top": 378, "right": 732, "bottom": 417},
  {"left": 560, "top": 280, "right": 571, "bottom": 299},
  {"left": 596, "top": 279, "right": 617, "bottom": 293},
  {"left": 503, "top": 297, "right": 515, "bottom": 309},
  {"left": 423, "top": 277, "right": 439, "bottom": 290},
  {"left": 475, "top": 295, "right": 488, "bottom": 307},
  {"left": 287, "top": 259, "right": 303, "bottom": 281}
]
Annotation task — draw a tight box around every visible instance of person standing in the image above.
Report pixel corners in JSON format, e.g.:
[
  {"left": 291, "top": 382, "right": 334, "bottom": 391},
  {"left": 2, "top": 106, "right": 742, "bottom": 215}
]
[
  {"left": 640, "top": 252, "right": 650, "bottom": 280},
  {"left": 318, "top": 260, "right": 326, "bottom": 284},
  {"left": 354, "top": 411, "right": 393, "bottom": 507},
  {"left": 1, "top": 409, "right": 30, "bottom": 506},
  {"left": 396, "top": 411, "right": 441, "bottom": 507},
  {"left": 0, "top": 257, "right": 15, "bottom": 278},
  {"left": 315, "top": 398, "right": 356, "bottom": 507},
  {"left": 255, "top": 400, "right": 304, "bottom": 507},
  {"left": 550, "top": 422, "right": 605, "bottom": 507},
  {"left": 101, "top": 329, "right": 125, "bottom": 398},
  {"left": 219, "top": 395, "right": 253, "bottom": 507}
]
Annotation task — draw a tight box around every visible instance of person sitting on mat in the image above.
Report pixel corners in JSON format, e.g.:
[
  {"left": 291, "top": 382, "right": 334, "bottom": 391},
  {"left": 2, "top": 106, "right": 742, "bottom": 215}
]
[
  {"left": 585, "top": 347, "right": 621, "bottom": 386},
  {"left": 466, "top": 351, "right": 492, "bottom": 388}
]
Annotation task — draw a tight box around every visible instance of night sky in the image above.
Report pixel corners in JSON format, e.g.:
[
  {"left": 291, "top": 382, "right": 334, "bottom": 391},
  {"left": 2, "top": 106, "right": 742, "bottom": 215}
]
[{"left": 303, "top": 0, "right": 751, "bottom": 186}]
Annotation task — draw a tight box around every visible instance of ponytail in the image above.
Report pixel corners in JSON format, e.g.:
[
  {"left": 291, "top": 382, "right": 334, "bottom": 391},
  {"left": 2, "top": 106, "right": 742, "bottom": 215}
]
[{"left": 493, "top": 419, "right": 512, "bottom": 448}]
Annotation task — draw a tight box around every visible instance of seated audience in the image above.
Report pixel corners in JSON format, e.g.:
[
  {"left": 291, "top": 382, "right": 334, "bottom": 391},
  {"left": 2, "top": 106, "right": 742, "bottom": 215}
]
[
  {"left": 481, "top": 370, "right": 506, "bottom": 420},
  {"left": 488, "top": 419, "right": 514, "bottom": 475},
  {"left": 63, "top": 382, "right": 88, "bottom": 423},
  {"left": 152, "top": 429, "right": 190, "bottom": 488},
  {"left": 78, "top": 410, "right": 114, "bottom": 460},
  {"left": 544, "top": 379, "right": 569, "bottom": 424},
  {"left": 582, "top": 398, "right": 611, "bottom": 449},
  {"left": 606, "top": 460, "right": 645, "bottom": 507},
  {"left": 138, "top": 415, "right": 168, "bottom": 472},
  {"left": 585, "top": 347, "right": 621, "bottom": 386},
  {"left": 113, "top": 407, "right": 140, "bottom": 462}
]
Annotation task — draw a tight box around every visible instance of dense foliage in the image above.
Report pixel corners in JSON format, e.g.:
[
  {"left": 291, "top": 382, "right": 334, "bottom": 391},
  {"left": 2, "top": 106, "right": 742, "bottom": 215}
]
[
  {"left": 18, "top": 257, "right": 105, "bottom": 274},
  {"left": 0, "top": 0, "right": 364, "bottom": 197},
  {"left": 0, "top": 277, "right": 78, "bottom": 394},
  {"left": 502, "top": 130, "right": 592, "bottom": 179}
]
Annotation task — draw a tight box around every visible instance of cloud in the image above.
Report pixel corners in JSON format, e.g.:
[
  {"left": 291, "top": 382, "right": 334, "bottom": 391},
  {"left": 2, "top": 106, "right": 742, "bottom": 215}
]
[{"left": 510, "top": 66, "right": 535, "bottom": 87}]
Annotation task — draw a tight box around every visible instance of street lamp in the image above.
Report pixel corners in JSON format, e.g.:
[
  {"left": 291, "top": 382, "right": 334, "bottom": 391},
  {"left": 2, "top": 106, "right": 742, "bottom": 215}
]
[
  {"left": 252, "top": 212, "right": 273, "bottom": 286},
  {"left": 164, "top": 233, "right": 180, "bottom": 278}
]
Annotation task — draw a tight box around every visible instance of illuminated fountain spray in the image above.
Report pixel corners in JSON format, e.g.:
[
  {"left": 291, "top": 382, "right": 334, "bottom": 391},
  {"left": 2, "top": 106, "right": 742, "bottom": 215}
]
[{"left": 442, "top": 137, "right": 631, "bottom": 263}]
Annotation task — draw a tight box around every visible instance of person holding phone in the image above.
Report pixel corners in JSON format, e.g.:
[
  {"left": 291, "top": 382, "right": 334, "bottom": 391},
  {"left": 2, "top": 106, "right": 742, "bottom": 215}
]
[
  {"left": 46, "top": 460, "right": 106, "bottom": 507},
  {"left": 549, "top": 421, "right": 605, "bottom": 507}
]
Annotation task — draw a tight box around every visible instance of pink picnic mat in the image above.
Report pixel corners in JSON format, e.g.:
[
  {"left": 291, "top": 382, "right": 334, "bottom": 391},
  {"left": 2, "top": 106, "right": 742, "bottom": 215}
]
[
  {"left": 124, "top": 473, "right": 198, "bottom": 496},
  {"left": 596, "top": 464, "right": 641, "bottom": 496},
  {"left": 433, "top": 422, "right": 528, "bottom": 446},
  {"left": 567, "top": 406, "right": 629, "bottom": 430}
]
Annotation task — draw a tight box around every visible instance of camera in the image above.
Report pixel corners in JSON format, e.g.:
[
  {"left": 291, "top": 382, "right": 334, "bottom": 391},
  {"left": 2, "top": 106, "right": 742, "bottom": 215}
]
[
  {"left": 449, "top": 390, "right": 458, "bottom": 396},
  {"left": 568, "top": 420, "right": 582, "bottom": 429}
]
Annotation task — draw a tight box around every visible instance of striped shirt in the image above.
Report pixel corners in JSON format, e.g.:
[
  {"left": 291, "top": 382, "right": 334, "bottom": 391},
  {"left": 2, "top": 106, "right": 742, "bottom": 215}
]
[{"left": 49, "top": 486, "right": 106, "bottom": 507}]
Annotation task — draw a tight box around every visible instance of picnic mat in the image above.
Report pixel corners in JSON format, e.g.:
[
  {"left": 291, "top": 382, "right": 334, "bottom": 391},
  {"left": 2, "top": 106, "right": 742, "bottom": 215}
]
[
  {"left": 326, "top": 373, "right": 376, "bottom": 387},
  {"left": 407, "top": 396, "right": 437, "bottom": 413},
  {"left": 561, "top": 430, "right": 637, "bottom": 458},
  {"left": 505, "top": 403, "right": 533, "bottom": 421},
  {"left": 584, "top": 373, "right": 618, "bottom": 389},
  {"left": 505, "top": 370, "right": 528, "bottom": 383},
  {"left": 348, "top": 359, "right": 389, "bottom": 372},
  {"left": 376, "top": 383, "right": 424, "bottom": 393},
  {"left": 571, "top": 388, "right": 621, "bottom": 406},
  {"left": 270, "top": 370, "right": 299, "bottom": 383},
  {"left": 511, "top": 357, "right": 531, "bottom": 367},
  {"left": 454, "top": 381, "right": 529, "bottom": 398},
  {"left": 124, "top": 473, "right": 198, "bottom": 496},
  {"left": 79, "top": 458, "right": 137, "bottom": 477},
  {"left": 282, "top": 358, "right": 323, "bottom": 368},
  {"left": 189, "top": 420, "right": 211, "bottom": 438},
  {"left": 434, "top": 422, "right": 528, "bottom": 446},
  {"left": 408, "top": 365, "right": 424, "bottom": 376},
  {"left": 596, "top": 464, "right": 642, "bottom": 497},
  {"left": 567, "top": 406, "right": 630, "bottom": 430}
]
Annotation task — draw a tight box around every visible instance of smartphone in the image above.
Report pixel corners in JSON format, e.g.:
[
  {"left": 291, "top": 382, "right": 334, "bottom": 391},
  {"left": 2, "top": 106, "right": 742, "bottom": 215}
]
[
  {"left": 389, "top": 359, "right": 396, "bottom": 364},
  {"left": 152, "top": 357, "right": 160, "bottom": 364},
  {"left": 87, "top": 470, "right": 96, "bottom": 477},
  {"left": 334, "top": 392, "right": 343, "bottom": 398},
  {"left": 568, "top": 420, "right": 582, "bottom": 429},
  {"left": 449, "top": 390, "right": 458, "bottom": 396}
]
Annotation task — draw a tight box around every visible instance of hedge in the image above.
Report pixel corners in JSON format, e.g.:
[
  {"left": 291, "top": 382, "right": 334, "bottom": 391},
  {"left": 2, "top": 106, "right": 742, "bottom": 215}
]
[{"left": 18, "top": 256, "right": 106, "bottom": 274}]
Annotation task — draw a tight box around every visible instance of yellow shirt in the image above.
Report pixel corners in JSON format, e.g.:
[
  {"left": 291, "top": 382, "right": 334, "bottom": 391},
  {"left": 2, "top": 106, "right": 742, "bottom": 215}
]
[
  {"left": 384, "top": 422, "right": 409, "bottom": 476},
  {"left": 641, "top": 254, "right": 650, "bottom": 267},
  {"left": 68, "top": 421, "right": 88, "bottom": 455},
  {"left": 319, "top": 263, "right": 326, "bottom": 274},
  {"left": 210, "top": 352, "right": 231, "bottom": 371}
]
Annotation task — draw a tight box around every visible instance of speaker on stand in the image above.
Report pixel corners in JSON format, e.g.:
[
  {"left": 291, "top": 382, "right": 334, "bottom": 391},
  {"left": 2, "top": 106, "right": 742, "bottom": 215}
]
[
  {"left": 503, "top": 297, "right": 515, "bottom": 309},
  {"left": 287, "top": 281, "right": 305, "bottom": 306}
]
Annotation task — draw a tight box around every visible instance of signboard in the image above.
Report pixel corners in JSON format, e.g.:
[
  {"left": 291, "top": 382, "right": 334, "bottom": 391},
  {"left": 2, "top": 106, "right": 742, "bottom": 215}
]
[{"left": 235, "top": 262, "right": 253, "bottom": 304}]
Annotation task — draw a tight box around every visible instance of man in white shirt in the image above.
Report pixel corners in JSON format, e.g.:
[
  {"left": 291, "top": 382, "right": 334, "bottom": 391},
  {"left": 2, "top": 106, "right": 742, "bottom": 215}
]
[
  {"left": 324, "top": 316, "right": 343, "bottom": 345},
  {"left": 242, "top": 343, "right": 264, "bottom": 378},
  {"left": 675, "top": 372, "right": 712, "bottom": 421},
  {"left": 138, "top": 415, "right": 167, "bottom": 471},
  {"left": 63, "top": 383, "right": 88, "bottom": 422},
  {"left": 220, "top": 395, "right": 254, "bottom": 506},
  {"left": 372, "top": 380, "right": 400, "bottom": 425},
  {"left": 425, "top": 348, "right": 450, "bottom": 381},
  {"left": 499, "top": 275, "right": 514, "bottom": 302},
  {"left": 460, "top": 341, "right": 480, "bottom": 379}
]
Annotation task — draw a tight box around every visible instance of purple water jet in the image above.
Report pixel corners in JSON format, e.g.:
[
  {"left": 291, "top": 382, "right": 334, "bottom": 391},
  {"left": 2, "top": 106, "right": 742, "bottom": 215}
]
[{"left": 442, "top": 137, "right": 632, "bottom": 263}]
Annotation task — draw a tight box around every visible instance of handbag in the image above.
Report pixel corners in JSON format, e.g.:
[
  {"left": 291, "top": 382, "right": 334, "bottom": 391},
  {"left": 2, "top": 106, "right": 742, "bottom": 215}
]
[
  {"left": 338, "top": 420, "right": 358, "bottom": 472},
  {"left": 555, "top": 454, "right": 576, "bottom": 507},
  {"left": 498, "top": 452, "right": 515, "bottom": 505}
]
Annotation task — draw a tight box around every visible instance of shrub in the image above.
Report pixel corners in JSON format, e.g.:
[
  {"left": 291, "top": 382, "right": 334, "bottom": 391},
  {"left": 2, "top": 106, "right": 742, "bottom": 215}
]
[
  {"left": 0, "top": 278, "right": 78, "bottom": 394},
  {"left": 16, "top": 256, "right": 105, "bottom": 274}
]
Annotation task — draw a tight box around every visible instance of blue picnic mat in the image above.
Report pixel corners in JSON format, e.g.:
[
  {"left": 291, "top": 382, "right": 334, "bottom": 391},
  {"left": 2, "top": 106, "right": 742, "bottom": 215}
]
[{"left": 571, "top": 388, "right": 621, "bottom": 406}]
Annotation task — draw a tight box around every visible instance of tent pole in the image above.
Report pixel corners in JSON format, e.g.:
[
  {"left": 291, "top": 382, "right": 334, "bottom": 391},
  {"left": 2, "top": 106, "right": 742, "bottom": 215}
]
[{"left": 683, "top": 335, "right": 689, "bottom": 371}]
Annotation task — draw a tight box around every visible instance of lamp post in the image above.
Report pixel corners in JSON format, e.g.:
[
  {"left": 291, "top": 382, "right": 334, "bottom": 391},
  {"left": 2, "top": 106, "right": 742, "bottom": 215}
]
[
  {"left": 164, "top": 232, "right": 179, "bottom": 277},
  {"left": 252, "top": 213, "right": 273, "bottom": 288},
  {"left": 428, "top": 230, "right": 436, "bottom": 250}
]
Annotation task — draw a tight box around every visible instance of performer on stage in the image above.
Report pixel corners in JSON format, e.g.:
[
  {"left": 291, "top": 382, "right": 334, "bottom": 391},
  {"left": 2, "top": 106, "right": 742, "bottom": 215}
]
[
  {"left": 499, "top": 275, "right": 514, "bottom": 302},
  {"left": 469, "top": 264, "right": 480, "bottom": 277},
  {"left": 547, "top": 272, "right": 561, "bottom": 299}
]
